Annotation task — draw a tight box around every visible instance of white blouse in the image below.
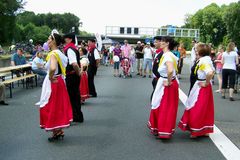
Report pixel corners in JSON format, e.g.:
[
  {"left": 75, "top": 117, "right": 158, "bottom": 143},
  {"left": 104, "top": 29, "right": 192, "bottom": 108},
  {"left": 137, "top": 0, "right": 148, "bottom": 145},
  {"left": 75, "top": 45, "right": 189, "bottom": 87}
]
[
  {"left": 158, "top": 51, "right": 178, "bottom": 77},
  {"left": 45, "top": 50, "right": 68, "bottom": 75},
  {"left": 197, "top": 56, "right": 215, "bottom": 80},
  {"left": 222, "top": 51, "right": 238, "bottom": 70}
]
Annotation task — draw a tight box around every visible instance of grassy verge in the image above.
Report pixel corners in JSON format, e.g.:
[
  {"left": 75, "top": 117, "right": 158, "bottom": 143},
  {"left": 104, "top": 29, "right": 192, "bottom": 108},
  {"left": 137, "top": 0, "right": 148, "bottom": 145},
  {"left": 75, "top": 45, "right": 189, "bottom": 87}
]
[
  {"left": 0, "top": 54, "right": 11, "bottom": 60},
  {"left": 0, "top": 54, "right": 32, "bottom": 60}
]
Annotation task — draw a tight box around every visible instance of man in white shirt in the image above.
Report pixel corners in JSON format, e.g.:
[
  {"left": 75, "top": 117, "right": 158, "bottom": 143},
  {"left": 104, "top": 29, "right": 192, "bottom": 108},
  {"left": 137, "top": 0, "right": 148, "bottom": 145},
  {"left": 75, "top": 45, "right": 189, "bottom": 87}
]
[
  {"left": 190, "top": 40, "right": 197, "bottom": 68},
  {"left": 63, "top": 33, "right": 83, "bottom": 123},
  {"left": 143, "top": 42, "right": 153, "bottom": 78},
  {"left": 87, "top": 39, "right": 100, "bottom": 97}
]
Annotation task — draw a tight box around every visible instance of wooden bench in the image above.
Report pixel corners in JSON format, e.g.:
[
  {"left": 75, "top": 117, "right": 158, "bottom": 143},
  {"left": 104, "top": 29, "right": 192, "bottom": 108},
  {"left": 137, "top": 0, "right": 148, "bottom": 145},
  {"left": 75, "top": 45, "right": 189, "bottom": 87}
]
[
  {"left": 0, "top": 72, "right": 11, "bottom": 81},
  {"left": 2, "top": 74, "right": 37, "bottom": 98}
]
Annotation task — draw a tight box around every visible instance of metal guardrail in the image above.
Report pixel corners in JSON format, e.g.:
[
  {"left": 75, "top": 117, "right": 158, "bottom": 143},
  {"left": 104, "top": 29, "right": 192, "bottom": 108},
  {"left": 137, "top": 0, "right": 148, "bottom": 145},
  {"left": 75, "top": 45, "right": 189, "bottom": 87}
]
[{"left": 105, "top": 26, "right": 200, "bottom": 39}]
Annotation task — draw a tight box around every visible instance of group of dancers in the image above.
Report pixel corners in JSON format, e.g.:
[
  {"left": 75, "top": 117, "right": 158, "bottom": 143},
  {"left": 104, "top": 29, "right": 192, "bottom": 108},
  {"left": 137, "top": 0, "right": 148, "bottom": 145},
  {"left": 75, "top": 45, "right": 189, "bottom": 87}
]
[
  {"left": 38, "top": 30, "right": 99, "bottom": 141},
  {"left": 148, "top": 36, "right": 215, "bottom": 139},
  {"left": 38, "top": 29, "right": 215, "bottom": 142}
]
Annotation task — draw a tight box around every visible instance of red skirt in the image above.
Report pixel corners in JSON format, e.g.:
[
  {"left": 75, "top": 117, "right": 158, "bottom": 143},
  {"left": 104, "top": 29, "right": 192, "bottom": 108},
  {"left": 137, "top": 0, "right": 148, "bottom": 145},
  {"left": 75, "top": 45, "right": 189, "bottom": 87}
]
[
  {"left": 148, "top": 80, "right": 179, "bottom": 139},
  {"left": 178, "top": 84, "right": 214, "bottom": 136},
  {"left": 79, "top": 71, "right": 89, "bottom": 100},
  {"left": 40, "top": 76, "right": 73, "bottom": 131}
]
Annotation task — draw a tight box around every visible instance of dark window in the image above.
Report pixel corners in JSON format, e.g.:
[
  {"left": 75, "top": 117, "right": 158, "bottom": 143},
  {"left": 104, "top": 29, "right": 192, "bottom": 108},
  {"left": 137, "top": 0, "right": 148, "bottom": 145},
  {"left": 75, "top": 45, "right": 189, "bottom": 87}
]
[
  {"left": 127, "top": 27, "right": 132, "bottom": 34},
  {"left": 134, "top": 28, "right": 139, "bottom": 34},
  {"left": 120, "top": 27, "right": 125, "bottom": 34}
]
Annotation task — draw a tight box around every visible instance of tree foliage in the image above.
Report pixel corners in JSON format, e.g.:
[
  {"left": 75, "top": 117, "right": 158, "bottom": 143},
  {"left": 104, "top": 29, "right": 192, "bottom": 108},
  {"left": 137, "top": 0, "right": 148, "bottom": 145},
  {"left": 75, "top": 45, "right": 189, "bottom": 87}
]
[
  {"left": 188, "top": 3, "right": 226, "bottom": 46},
  {"left": 16, "top": 11, "right": 81, "bottom": 35},
  {"left": 1, "top": 3, "right": 91, "bottom": 45},
  {"left": 185, "top": 2, "right": 240, "bottom": 48},
  {"left": 223, "top": 1, "right": 240, "bottom": 47},
  {"left": 0, "top": 0, "right": 24, "bottom": 44}
]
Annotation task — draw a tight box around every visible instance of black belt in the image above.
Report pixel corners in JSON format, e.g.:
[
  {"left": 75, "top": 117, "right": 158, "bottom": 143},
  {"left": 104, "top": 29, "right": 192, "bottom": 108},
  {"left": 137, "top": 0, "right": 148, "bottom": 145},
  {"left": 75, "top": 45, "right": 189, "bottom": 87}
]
[
  {"left": 159, "top": 75, "right": 176, "bottom": 80},
  {"left": 66, "top": 71, "right": 76, "bottom": 75},
  {"left": 197, "top": 78, "right": 206, "bottom": 81}
]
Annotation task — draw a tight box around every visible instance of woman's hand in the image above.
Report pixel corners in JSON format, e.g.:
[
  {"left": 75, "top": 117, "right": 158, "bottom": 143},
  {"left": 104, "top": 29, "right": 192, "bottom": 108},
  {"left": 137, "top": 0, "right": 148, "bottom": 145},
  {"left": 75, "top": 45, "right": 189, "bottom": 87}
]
[
  {"left": 163, "top": 80, "right": 172, "bottom": 86},
  {"left": 49, "top": 76, "right": 58, "bottom": 83},
  {"left": 198, "top": 82, "right": 209, "bottom": 87}
]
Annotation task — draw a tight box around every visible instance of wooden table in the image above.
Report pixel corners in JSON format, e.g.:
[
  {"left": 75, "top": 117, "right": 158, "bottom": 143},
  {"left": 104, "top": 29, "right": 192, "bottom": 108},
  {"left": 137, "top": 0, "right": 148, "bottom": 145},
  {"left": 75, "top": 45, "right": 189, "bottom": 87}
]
[
  {"left": 0, "top": 63, "right": 37, "bottom": 98},
  {"left": 0, "top": 64, "right": 32, "bottom": 73}
]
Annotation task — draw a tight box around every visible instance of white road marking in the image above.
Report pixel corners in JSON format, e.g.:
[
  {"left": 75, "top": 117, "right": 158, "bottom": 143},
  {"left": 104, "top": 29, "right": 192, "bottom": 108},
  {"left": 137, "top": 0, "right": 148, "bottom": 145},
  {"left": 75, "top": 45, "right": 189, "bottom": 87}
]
[{"left": 179, "top": 88, "right": 240, "bottom": 160}]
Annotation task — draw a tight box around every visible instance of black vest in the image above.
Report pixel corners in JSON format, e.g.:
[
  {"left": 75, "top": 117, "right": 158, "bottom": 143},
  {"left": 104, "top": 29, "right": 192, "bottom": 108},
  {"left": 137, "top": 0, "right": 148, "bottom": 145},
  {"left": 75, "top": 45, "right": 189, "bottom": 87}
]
[
  {"left": 152, "top": 52, "right": 163, "bottom": 78},
  {"left": 65, "top": 47, "right": 80, "bottom": 74},
  {"left": 189, "top": 60, "right": 200, "bottom": 93},
  {"left": 88, "top": 48, "right": 97, "bottom": 72}
]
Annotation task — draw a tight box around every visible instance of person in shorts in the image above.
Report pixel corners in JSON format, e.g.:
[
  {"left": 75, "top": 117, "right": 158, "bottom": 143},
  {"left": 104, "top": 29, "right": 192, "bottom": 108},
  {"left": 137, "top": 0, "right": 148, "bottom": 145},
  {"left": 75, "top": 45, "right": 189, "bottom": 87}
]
[{"left": 113, "top": 43, "right": 121, "bottom": 77}]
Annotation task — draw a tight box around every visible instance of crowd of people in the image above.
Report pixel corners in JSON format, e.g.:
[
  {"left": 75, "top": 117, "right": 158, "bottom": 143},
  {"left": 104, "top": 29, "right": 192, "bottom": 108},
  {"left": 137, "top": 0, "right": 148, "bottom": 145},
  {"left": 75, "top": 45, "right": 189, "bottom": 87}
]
[{"left": 1, "top": 30, "right": 239, "bottom": 143}]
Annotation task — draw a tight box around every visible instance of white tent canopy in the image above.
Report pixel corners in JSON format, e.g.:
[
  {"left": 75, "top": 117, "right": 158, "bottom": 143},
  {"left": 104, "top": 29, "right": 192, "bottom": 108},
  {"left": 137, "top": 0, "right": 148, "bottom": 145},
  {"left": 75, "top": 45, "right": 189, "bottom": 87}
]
[{"left": 102, "top": 38, "right": 118, "bottom": 44}]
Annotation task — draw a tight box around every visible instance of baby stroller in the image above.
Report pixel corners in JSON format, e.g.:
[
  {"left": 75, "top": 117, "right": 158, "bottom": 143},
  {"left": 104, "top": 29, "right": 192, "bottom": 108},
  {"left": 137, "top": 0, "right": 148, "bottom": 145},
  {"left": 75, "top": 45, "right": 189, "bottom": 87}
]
[{"left": 120, "top": 57, "right": 132, "bottom": 78}]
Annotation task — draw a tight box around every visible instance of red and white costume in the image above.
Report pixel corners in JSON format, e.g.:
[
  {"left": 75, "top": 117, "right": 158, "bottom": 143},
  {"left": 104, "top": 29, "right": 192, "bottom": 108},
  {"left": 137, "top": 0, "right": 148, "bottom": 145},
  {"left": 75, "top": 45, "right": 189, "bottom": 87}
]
[
  {"left": 39, "top": 50, "right": 73, "bottom": 131},
  {"left": 148, "top": 51, "right": 179, "bottom": 139},
  {"left": 178, "top": 56, "right": 215, "bottom": 136},
  {"left": 79, "top": 57, "right": 90, "bottom": 101}
]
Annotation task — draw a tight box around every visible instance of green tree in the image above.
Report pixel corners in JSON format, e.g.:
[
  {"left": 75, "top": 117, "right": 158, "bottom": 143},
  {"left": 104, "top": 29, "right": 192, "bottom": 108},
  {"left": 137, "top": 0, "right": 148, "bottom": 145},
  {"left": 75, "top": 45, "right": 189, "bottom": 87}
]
[
  {"left": 79, "top": 30, "right": 93, "bottom": 36},
  {"left": 16, "top": 12, "right": 82, "bottom": 35},
  {"left": 187, "top": 3, "right": 227, "bottom": 46},
  {"left": 223, "top": 1, "right": 240, "bottom": 48},
  {"left": 0, "top": 0, "right": 24, "bottom": 43},
  {"left": 15, "top": 11, "right": 36, "bottom": 26},
  {"left": 22, "top": 23, "right": 51, "bottom": 43}
]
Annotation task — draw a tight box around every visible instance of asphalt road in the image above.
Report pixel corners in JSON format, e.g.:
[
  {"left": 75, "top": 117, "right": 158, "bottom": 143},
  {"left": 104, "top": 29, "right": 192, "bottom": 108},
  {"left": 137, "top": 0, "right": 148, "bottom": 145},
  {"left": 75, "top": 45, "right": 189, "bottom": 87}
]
[{"left": 0, "top": 61, "right": 239, "bottom": 160}]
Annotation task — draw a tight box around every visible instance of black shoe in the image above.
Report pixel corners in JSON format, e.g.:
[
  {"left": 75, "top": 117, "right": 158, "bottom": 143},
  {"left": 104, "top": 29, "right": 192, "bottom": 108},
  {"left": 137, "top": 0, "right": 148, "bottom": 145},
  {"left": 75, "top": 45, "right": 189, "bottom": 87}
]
[
  {"left": 0, "top": 101, "right": 8, "bottom": 105},
  {"left": 73, "top": 115, "right": 84, "bottom": 123},
  {"left": 137, "top": 73, "right": 140, "bottom": 75},
  {"left": 48, "top": 131, "right": 64, "bottom": 142},
  {"left": 142, "top": 75, "right": 146, "bottom": 78},
  {"left": 230, "top": 97, "right": 235, "bottom": 101},
  {"left": 149, "top": 75, "right": 152, "bottom": 78},
  {"left": 221, "top": 95, "right": 225, "bottom": 99},
  {"left": 73, "top": 119, "right": 84, "bottom": 123},
  {"left": 90, "top": 94, "right": 97, "bottom": 98}
]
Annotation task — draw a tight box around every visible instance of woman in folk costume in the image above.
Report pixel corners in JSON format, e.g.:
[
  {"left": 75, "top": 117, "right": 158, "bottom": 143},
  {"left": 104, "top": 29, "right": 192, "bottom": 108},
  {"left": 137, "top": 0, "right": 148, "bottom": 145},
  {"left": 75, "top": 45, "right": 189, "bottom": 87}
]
[
  {"left": 79, "top": 47, "right": 90, "bottom": 104},
  {"left": 148, "top": 36, "right": 179, "bottom": 139},
  {"left": 178, "top": 43, "right": 215, "bottom": 138},
  {"left": 39, "top": 30, "right": 73, "bottom": 142}
]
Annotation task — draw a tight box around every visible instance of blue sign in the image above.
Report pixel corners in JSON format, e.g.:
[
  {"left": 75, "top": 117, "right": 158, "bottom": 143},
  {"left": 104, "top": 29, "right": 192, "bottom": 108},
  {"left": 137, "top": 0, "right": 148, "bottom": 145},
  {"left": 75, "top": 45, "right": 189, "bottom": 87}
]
[
  {"left": 145, "top": 38, "right": 153, "bottom": 44},
  {"left": 168, "top": 26, "right": 176, "bottom": 34}
]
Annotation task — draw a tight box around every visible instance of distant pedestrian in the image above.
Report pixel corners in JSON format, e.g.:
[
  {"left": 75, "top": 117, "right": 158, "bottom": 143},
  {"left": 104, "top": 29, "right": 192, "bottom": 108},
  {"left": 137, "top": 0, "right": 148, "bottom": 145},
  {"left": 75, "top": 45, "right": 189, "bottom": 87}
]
[
  {"left": 143, "top": 42, "right": 153, "bottom": 78},
  {"left": 178, "top": 43, "right": 186, "bottom": 79},
  {"left": 221, "top": 42, "right": 239, "bottom": 101},
  {"left": 135, "top": 41, "right": 144, "bottom": 76},
  {"left": 113, "top": 43, "right": 121, "bottom": 77},
  {"left": 190, "top": 40, "right": 197, "bottom": 68},
  {"left": 130, "top": 45, "right": 136, "bottom": 73},
  {"left": 214, "top": 45, "right": 224, "bottom": 93},
  {"left": 87, "top": 39, "right": 100, "bottom": 97},
  {"left": 121, "top": 40, "right": 131, "bottom": 58}
]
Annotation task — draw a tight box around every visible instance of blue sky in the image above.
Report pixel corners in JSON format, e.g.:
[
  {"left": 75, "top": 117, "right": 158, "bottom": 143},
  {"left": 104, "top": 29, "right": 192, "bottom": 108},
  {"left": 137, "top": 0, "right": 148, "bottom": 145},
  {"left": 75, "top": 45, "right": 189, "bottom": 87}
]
[{"left": 24, "top": 0, "right": 239, "bottom": 34}]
